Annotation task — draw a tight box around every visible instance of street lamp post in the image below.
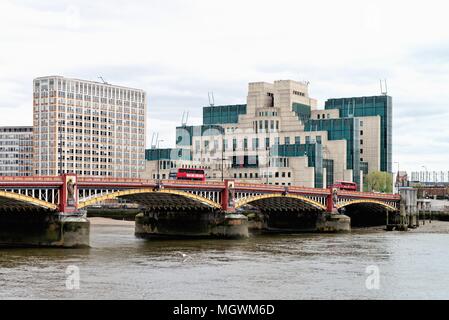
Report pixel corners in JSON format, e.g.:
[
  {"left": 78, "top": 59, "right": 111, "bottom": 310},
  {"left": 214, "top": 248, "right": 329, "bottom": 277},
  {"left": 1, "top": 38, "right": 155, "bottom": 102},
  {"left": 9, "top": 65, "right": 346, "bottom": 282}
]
[
  {"left": 220, "top": 138, "right": 225, "bottom": 182},
  {"left": 157, "top": 139, "right": 164, "bottom": 184},
  {"left": 214, "top": 156, "right": 227, "bottom": 182},
  {"left": 58, "top": 131, "right": 63, "bottom": 175},
  {"left": 213, "top": 137, "right": 228, "bottom": 182},
  {"left": 394, "top": 161, "right": 400, "bottom": 193},
  {"left": 266, "top": 146, "right": 271, "bottom": 184},
  {"left": 221, "top": 154, "right": 224, "bottom": 182}
]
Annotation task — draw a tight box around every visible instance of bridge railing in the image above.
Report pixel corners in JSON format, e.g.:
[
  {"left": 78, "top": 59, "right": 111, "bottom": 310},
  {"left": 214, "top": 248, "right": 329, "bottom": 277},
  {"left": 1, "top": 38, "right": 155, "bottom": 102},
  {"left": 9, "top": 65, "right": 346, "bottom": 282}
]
[
  {"left": 0, "top": 175, "right": 401, "bottom": 202},
  {"left": 77, "top": 177, "right": 226, "bottom": 188},
  {"left": 234, "top": 182, "right": 330, "bottom": 195},
  {"left": 338, "top": 190, "right": 401, "bottom": 200},
  {"left": 0, "top": 176, "right": 63, "bottom": 182},
  {"left": 159, "top": 180, "right": 225, "bottom": 187},
  {"left": 77, "top": 177, "right": 155, "bottom": 184}
]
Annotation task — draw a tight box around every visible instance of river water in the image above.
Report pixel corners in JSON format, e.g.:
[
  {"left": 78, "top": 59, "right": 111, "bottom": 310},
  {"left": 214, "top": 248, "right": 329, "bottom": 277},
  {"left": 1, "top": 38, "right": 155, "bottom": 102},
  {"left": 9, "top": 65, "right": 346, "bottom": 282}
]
[{"left": 1, "top": 219, "right": 449, "bottom": 300}]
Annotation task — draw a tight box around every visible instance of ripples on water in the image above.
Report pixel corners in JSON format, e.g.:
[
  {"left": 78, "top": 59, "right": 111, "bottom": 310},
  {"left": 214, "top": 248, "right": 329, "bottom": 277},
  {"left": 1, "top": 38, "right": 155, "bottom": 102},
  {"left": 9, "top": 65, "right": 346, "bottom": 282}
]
[{"left": 1, "top": 222, "right": 449, "bottom": 299}]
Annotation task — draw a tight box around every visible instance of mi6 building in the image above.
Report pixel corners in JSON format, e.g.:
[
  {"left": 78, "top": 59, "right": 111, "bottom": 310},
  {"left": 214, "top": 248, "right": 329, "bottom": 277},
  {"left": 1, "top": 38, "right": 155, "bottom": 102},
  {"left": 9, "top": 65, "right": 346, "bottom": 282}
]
[{"left": 145, "top": 80, "right": 392, "bottom": 191}]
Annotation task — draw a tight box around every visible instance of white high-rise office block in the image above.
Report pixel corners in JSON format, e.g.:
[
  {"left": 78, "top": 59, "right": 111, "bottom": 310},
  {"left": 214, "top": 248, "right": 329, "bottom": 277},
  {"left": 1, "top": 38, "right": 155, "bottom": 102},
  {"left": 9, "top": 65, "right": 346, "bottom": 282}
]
[{"left": 33, "top": 76, "right": 147, "bottom": 178}]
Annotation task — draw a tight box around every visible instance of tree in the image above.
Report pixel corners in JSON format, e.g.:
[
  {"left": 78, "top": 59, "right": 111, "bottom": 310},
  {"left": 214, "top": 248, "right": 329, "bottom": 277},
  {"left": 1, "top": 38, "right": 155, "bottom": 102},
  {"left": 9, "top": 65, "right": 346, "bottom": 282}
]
[{"left": 364, "top": 171, "right": 393, "bottom": 193}]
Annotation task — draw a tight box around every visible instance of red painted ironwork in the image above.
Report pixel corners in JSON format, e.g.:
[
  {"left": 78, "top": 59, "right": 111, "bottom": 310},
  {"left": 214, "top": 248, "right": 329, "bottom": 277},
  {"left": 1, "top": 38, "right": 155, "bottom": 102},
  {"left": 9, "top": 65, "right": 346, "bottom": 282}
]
[{"left": 0, "top": 175, "right": 401, "bottom": 213}]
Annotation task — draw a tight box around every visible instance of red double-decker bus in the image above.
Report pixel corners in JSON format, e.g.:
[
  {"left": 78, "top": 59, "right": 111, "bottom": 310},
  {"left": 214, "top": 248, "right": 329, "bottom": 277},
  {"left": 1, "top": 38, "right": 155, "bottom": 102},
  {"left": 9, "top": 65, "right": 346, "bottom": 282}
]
[
  {"left": 331, "top": 180, "right": 357, "bottom": 191},
  {"left": 170, "top": 168, "right": 206, "bottom": 181}
]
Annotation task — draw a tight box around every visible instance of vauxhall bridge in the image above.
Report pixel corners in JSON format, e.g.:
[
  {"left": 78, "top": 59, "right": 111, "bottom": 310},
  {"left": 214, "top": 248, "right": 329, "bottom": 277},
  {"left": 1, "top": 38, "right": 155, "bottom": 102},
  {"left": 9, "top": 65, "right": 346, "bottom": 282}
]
[{"left": 0, "top": 174, "right": 413, "bottom": 247}]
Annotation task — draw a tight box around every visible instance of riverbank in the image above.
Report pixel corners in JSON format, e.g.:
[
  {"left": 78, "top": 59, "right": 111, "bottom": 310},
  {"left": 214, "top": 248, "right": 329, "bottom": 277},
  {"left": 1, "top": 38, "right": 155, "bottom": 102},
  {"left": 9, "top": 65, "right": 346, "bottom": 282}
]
[
  {"left": 410, "top": 220, "right": 449, "bottom": 234},
  {"left": 88, "top": 217, "right": 449, "bottom": 234},
  {"left": 87, "top": 208, "right": 140, "bottom": 221},
  {"left": 89, "top": 217, "right": 134, "bottom": 226}
]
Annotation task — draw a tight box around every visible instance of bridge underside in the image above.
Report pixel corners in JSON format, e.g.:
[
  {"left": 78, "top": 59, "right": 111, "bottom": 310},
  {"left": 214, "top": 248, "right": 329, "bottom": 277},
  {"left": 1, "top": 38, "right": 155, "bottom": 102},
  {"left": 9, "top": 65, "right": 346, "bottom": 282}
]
[
  {"left": 239, "top": 196, "right": 326, "bottom": 232},
  {"left": 244, "top": 196, "right": 324, "bottom": 213},
  {"left": 117, "top": 192, "right": 218, "bottom": 212},
  {"left": 122, "top": 193, "right": 245, "bottom": 238},
  {"left": 341, "top": 202, "right": 396, "bottom": 227},
  {"left": 0, "top": 195, "right": 55, "bottom": 213}
]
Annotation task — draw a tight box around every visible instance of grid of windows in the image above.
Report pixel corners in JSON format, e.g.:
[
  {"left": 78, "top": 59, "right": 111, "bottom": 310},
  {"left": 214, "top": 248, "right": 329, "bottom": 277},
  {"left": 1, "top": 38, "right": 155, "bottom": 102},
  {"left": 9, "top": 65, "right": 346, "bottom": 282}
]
[
  {"left": 271, "top": 143, "right": 323, "bottom": 188},
  {"left": 33, "top": 76, "right": 146, "bottom": 178},
  {"left": 325, "top": 95, "right": 392, "bottom": 173},
  {"left": 232, "top": 155, "right": 259, "bottom": 168},
  {"left": 0, "top": 127, "right": 33, "bottom": 176},
  {"left": 323, "top": 159, "right": 334, "bottom": 187},
  {"left": 305, "top": 118, "right": 361, "bottom": 186}
]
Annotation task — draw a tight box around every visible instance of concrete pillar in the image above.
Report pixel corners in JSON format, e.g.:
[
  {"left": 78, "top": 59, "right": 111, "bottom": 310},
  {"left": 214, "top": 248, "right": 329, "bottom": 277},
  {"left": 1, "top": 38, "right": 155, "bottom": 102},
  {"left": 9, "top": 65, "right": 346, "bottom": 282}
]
[
  {"left": 399, "top": 187, "right": 418, "bottom": 229},
  {"left": 135, "top": 209, "right": 248, "bottom": 239},
  {"left": 0, "top": 211, "right": 89, "bottom": 248},
  {"left": 0, "top": 174, "right": 90, "bottom": 248},
  {"left": 316, "top": 213, "right": 351, "bottom": 232}
]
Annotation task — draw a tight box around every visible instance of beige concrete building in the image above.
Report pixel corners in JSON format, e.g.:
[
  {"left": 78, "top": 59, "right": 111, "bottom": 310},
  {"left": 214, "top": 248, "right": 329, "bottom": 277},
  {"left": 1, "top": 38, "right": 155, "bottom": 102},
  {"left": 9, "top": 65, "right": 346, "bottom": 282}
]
[
  {"left": 144, "top": 80, "right": 392, "bottom": 190},
  {"left": 33, "top": 76, "right": 146, "bottom": 177}
]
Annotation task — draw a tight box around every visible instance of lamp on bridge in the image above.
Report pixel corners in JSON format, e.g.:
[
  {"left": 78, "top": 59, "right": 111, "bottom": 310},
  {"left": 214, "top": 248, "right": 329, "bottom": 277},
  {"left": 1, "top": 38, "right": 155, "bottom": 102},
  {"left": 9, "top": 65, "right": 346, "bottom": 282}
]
[{"left": 157, "top": 139, "right": 164, "bottom": 187}]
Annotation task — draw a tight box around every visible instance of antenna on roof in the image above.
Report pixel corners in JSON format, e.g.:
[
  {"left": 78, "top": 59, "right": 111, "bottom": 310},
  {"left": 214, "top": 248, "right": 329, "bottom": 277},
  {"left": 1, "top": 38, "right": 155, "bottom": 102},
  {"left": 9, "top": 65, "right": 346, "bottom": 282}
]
[
  {"left": 181, "top": 111, "right": 189, "bottom": 126},
  {"left": 208, "top": 92, "right": 215, "bottom": 107},
  {"left": 380, "top": 79, "right": 388, "bottom": 96},
  {"left": 98, "top": 76, "right": 109, "bottom": 85},
  {"left": 151, "top": 132, "right": 159, "bottom": 149}
]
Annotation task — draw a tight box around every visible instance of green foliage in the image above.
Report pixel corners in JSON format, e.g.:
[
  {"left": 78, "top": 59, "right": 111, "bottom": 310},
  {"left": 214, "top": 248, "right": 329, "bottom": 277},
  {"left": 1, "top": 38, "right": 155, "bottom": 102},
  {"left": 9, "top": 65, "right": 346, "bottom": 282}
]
[{"left": 364, "top": 171, "right": 393, "bottom": 193}]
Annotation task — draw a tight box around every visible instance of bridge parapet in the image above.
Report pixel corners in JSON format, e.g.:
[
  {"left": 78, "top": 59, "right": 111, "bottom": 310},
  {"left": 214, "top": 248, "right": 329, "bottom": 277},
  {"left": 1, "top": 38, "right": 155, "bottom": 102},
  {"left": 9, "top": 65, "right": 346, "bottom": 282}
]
[
  {"left": 0, "top": 176, "right": 63, "bottom": 183},
  {"left": 338, "top": 190, "right": 401, "bottom": 200}
]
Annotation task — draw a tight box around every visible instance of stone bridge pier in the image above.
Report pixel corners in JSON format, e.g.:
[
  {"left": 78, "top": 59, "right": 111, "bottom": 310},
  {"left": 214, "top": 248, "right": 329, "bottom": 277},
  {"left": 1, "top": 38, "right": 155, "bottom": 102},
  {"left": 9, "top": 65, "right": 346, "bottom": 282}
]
[
  {"left": 0, "top": 174, "right": 89, "bottom": 248},
  {"left": 134, "top": 180, "right": 249, "bottom": 239}
]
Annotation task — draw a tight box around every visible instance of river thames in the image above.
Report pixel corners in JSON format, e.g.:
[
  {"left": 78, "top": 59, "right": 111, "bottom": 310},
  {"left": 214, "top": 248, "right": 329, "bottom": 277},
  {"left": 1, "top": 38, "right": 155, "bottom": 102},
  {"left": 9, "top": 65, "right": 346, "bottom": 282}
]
[{"left": 1, "top": 218, "right": 449, "bottom": 300}]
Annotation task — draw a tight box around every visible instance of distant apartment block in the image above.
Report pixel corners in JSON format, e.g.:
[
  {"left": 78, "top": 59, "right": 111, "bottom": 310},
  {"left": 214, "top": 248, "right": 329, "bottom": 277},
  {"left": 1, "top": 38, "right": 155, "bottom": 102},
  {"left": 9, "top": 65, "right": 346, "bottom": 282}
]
[
  {"left": 33, "top": 76, "right": 147, "bottom": 177},
  {"left": 410, "top": 171, "right": 449, "bottom": 184},
  {"left": 0, "top": 126, "right": 33, "bottom": 176}
]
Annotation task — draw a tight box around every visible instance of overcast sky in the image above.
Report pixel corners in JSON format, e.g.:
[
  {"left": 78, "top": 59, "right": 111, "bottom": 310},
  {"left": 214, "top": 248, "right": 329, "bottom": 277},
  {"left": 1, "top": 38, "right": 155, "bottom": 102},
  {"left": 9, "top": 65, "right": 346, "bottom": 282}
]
[{"left": 1, "top": 0, "right": 448, "bottom": 172}]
